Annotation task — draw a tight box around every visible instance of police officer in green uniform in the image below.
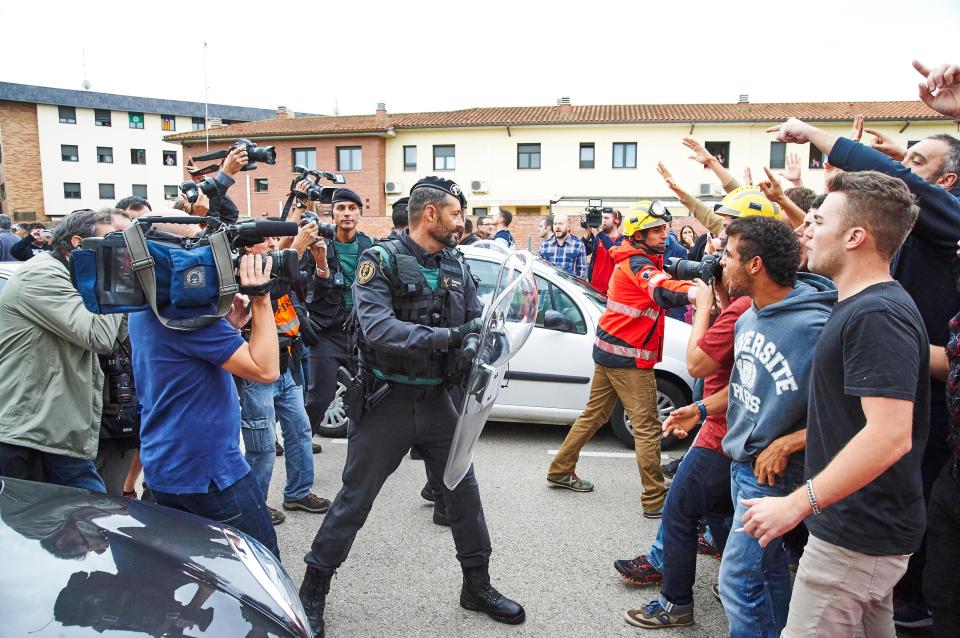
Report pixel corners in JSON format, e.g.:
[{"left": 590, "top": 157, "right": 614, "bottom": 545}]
[
  {"left": 298, "top": 177, "right": 526, "bottom": 637},
  {"left": 302, "top": 188, "right": 373, "bottom": 433}
]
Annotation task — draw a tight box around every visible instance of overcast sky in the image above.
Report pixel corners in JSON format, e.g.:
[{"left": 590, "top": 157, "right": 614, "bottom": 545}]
[{"left": 3, "top": 0, "right": 958, "bottom": 117}]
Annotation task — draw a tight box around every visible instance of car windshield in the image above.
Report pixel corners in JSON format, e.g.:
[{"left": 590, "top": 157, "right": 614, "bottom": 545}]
[{"left": 541, "top": 261, "right": 607, "bottom": 310}]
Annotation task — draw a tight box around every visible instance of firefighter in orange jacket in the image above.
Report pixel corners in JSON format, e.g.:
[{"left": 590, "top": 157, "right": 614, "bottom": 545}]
[{"left": 547, "top": 201, "right": 696, "bottom": 518}]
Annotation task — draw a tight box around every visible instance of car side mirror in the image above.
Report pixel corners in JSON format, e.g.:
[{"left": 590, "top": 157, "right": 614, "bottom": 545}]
[{"left": 543, "top": 309, "right": 574, "bottom": 333}]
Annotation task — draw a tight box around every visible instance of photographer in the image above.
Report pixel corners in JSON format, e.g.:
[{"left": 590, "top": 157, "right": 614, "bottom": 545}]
[
  {"left": 546, "top": 201, "right": 695, "bottom": 518},
  {"left": 10, "top": 222, "right": 53, "bottom": 260},
  {"left": 128, "top": 251, "right": 281, "bottom": 557},
  {"left": 236, "top": 229, "right": 330, "bottom": 525},
  {"left": 586, "top": 209, "right": 624, "bottom": 294},
  {"left": 0, "top": 209, "right": 123, "bottom": 489},
  {"left": 302, "top": 188, "right": 374, "bottom": 432}
]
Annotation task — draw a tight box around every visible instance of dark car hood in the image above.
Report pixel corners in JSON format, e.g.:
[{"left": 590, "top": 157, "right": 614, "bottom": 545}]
[{"left": 0, "top": 478, "right": 308, "bottom": 637}]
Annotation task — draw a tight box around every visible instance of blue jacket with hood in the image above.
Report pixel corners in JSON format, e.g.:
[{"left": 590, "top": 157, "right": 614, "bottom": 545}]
[{"left": 722, "top": 273, "right": 838, "bottom": 464}]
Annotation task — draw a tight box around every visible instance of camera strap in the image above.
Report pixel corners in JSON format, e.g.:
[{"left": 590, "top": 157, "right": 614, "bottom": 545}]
[{"left": 123, "top": 224, "right": 239, "bottom": 330}]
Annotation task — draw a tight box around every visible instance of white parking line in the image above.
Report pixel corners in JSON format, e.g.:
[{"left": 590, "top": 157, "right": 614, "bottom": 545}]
[{"left": 547, "top": 449, "right": 672, "bottom": 461}]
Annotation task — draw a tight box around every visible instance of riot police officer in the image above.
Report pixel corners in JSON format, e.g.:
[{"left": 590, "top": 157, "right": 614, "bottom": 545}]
[
  {"left": 302, "top": 188, "right": 374, "bottom": 434},
  {"left": 298, "top": 177, "right": 526, "bottom": 637}
]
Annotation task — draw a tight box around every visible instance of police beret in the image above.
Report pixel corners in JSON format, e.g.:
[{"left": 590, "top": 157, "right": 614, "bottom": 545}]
[
  {"left": 410, "top": 176, "right": 467, "bottom": 208},
  {"left": 392, "top": 197, "right": 410, "bottom": 212},
  {"left": 332, "top": 188, "right": 363, "bottom": 207}
]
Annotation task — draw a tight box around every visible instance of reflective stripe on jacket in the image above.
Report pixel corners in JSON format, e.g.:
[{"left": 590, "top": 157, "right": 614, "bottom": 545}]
[{"left": 593, "top": 242, "right": 692, "bottom": 369}]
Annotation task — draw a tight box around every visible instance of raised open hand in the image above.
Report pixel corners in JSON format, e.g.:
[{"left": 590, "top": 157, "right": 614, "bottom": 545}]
[
  {"left": 849, "top": 114, "right": 864, "bottom": 142},
  {"left": 682, "top": 137, "right": 714, "bottom": 166}
]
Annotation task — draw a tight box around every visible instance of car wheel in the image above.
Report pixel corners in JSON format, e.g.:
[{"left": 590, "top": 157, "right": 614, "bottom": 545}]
[
  {"left": 610, "top": 378, "right": 692, "bottom": 451},
  {"left": 317, "top": 381, "right": 349, "bottom": 438}
]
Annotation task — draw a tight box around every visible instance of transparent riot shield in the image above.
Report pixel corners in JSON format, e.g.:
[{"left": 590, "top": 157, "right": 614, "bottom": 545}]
[{"left": 443, "top": 251, "right": 538, "bottom": 489}]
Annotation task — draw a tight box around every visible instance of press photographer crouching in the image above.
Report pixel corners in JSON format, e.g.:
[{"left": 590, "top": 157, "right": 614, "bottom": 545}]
[
  {"left": 235, "top": 226, "right": 331, "bottom": 526},
  {"left": 0, "top": 209, "right": 123, "bottom": 489}
]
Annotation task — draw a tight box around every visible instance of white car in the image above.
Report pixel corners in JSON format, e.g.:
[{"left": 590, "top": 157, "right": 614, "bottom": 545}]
[
  {"left": 317, "top": 243, "right": 696, "bottom": 450},
  {"left": 460, "top": 242, "right": 694, "bottom": 449}
]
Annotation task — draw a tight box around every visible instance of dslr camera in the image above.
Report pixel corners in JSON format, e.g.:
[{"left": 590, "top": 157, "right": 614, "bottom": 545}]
[
  {"left": 581, "top": 199, "right": 613, "bottom": 229},
  {"left": 665, "top": 254, "right": 723, "bottom": 285}
]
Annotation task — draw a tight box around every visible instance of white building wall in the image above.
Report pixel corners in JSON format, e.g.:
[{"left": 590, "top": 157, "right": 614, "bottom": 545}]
[
  {"left": 36, "top": 104, "right": 194, "bottom": 216},
  {"left": 385, "top": 120, "right": 956, "bottom": 216}
]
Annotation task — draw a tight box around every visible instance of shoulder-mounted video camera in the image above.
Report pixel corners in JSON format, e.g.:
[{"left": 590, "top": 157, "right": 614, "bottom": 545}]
[
  {"left": 581, "top": 199, "right": 614, "bottom": 229},
  {"left": 70, "top": 215, "right": 301, "bottom": 331}
]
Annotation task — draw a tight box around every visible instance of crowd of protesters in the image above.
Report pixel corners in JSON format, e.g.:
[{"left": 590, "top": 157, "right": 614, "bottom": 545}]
[{"left": 0, "top": 58, "right": 959, "bottom": 637}]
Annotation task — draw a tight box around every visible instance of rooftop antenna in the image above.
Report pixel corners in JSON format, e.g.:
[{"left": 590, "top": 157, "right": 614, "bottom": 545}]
[
  {"left": 203, "top": 42, "right": 210, "bottom": 151},
  {"left": 81, "top": 49, "right": 91, "bottom": 90}
]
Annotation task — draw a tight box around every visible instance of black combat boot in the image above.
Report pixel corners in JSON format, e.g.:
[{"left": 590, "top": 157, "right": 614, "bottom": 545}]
[
  {"left": 460, "top": 562, "right": 526, "bottom": 625},
  {"left": 299, "top": 566, "right": 334, "bottom": 637},
  {"left": 433, "top": 495, "right": 450, "bottom": 527}
]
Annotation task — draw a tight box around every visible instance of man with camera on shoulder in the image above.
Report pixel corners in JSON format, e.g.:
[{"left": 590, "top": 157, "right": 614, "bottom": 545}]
[
  {"left": 128, "top": 251, "right": 282, "bottom": 557},
  {"left": 546, "top": 201, "right": 696, "bottom": 519},
  {"left": 302, "top": 188, "right": 374, "bottom": 434},
  {"left": 0, "top": 209, "right": 123, "bottom": 489}
]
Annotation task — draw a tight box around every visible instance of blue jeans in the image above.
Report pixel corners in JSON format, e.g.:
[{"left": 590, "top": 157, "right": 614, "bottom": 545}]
[
  {"left": 153, "top": 471, "right": 279, "bottom": 558},
  {"left": 43, "top": 452, "right": 106, "bottom": 493},
  {"left": 719, "top": 459, "right": 803, "bottom": 638},
  {"left": 660, "top": 446, "right": 732, "bottom": 606},
  {"left": 238, "top": 370, "right": 314, "bottom": 502}
]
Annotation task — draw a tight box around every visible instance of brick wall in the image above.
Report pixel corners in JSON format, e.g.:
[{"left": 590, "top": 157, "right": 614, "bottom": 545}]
[
  {"left": 180, "top": 135, "right": 387, "bottom": 218},
  {"left": 0, "top": 101, "right": 45, "bottom": 219}
]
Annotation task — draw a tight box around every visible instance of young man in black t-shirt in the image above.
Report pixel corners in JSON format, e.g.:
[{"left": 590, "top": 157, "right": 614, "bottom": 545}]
[{"left": 739, "top": 171, "right": 929, "bottom": 637}]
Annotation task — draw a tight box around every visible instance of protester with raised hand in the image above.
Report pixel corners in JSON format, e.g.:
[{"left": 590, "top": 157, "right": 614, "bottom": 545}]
[
  {"left": 657, "top": 162, "right": 725, "bottom": 235},
  {"left": 682, "top": 137, "right": 740, "bottom": 191},
  {"left": 913, "top": 60, "right": 960, "bottom": 120},
  {"left": 768, "top": 114, "right": 960, "bottom": 627},
  {"left": 778, "top": 153, "right": 805, "bottom": 188},
  {"left": 758, "top": 167, "right": 807, "bottom": 228}
]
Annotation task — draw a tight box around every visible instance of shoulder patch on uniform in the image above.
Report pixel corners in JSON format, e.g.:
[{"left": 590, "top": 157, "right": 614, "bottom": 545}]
[
  {"left": 357, "top": 260, "right": 376, "bottom": 285},
  {"left": 641, "top": 270, "right": 653, "bottom": 280}
]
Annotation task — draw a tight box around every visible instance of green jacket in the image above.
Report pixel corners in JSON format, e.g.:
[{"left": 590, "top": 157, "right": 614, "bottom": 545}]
[{"left": 0, "top": 253, "right": 123, "bottom": 459}]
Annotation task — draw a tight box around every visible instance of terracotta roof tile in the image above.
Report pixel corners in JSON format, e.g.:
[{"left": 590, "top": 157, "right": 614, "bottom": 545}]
[{"left": 166, "top": 100, "right": 948, "bottom": 142}]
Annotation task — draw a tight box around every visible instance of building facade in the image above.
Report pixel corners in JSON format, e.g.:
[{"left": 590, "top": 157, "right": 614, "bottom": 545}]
[
  {"left": 166, "top": 98, "right": 956, "bottom": 249},
  {"left": 0, "top": 82, "right": 276, "bottom": 220}
]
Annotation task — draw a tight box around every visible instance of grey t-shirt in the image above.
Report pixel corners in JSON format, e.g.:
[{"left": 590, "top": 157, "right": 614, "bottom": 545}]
[{"left": 805, "top": 281, "right": 929, "bottom": 556}]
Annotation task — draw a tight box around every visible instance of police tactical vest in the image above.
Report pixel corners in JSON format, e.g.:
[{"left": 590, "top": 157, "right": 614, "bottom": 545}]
[
  {"left": 306, "top": 232, "right": 373, "bottom": 330},
  {"left": 359, "top": 237, "right": 467, "bottom": 383}
]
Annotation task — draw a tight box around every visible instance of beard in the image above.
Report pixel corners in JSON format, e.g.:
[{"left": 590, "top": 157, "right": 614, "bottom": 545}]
[
  {"left": 555, "top": 230, "right": 568, "bottom": 240},
  {"left": 430, "top": 226, "right": 459, "bottom": 248}
]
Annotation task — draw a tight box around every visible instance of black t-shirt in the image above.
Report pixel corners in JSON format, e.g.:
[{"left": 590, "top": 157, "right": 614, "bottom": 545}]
[{"left": 805, "top": 281, "right": 929, "bottom": 556}]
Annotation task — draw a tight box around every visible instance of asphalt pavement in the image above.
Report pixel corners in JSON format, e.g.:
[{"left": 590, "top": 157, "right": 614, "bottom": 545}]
[{"left": 268, "top": 421, "right": 730, "bottom": 638}]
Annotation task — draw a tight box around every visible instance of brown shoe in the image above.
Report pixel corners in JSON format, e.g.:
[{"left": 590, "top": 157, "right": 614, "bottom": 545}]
[
  {"left": 267, "top": 506, "right": 286, "bottom": 525},
  {"left": 283, "top": 493, "right": 331, "bottom": 514}
]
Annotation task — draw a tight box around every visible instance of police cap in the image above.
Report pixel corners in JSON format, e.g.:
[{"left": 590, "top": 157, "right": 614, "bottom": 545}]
[
  {"left": 331, "top": 188, "right": 364, "bottom": 207},
  {"left": 392, "top": 197, "right": 410, "bottom": 212},
  {"left": 410, "top": 176, "right": 468, "bottom": 209}
]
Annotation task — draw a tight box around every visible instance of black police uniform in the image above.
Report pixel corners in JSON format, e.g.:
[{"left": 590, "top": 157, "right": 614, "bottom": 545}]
[
  {"left": 299, "top": 178, "right": 525, "bottom": 636},
  {"left": 301, "top": 189, "right": 373, "bottom": 432},
  {"left": 305, "top": 230, "right": 489, "bottom": 566}
]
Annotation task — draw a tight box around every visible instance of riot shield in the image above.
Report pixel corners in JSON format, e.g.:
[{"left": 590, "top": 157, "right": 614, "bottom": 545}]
[{"left": 443, "top": 251, "right": 538, "bottom": 489}]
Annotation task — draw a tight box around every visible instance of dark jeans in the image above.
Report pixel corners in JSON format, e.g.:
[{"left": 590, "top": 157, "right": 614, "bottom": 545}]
[
  {"left": 152, "top": 471, "right": 279, "bottom": 559},
  {"left": 306, "top": 384, "right": 492, "bottom": 571},
  {"left": 305, "top": 329, "right": 352, "bottom": 431},
  {"left": 923, "top": 459, "right": 960, "bottom": 638},
  {"left": 660, "top": 446, "right": 733, "bottom": 607}
]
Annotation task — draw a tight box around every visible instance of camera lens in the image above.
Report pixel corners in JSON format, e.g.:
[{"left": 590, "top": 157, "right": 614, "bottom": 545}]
[
  {"left": 248, "top": 145, "right": 276, "bottom": 165},
  {"left": 317, "top": 223, "right": 337, "bottom": 240}
]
